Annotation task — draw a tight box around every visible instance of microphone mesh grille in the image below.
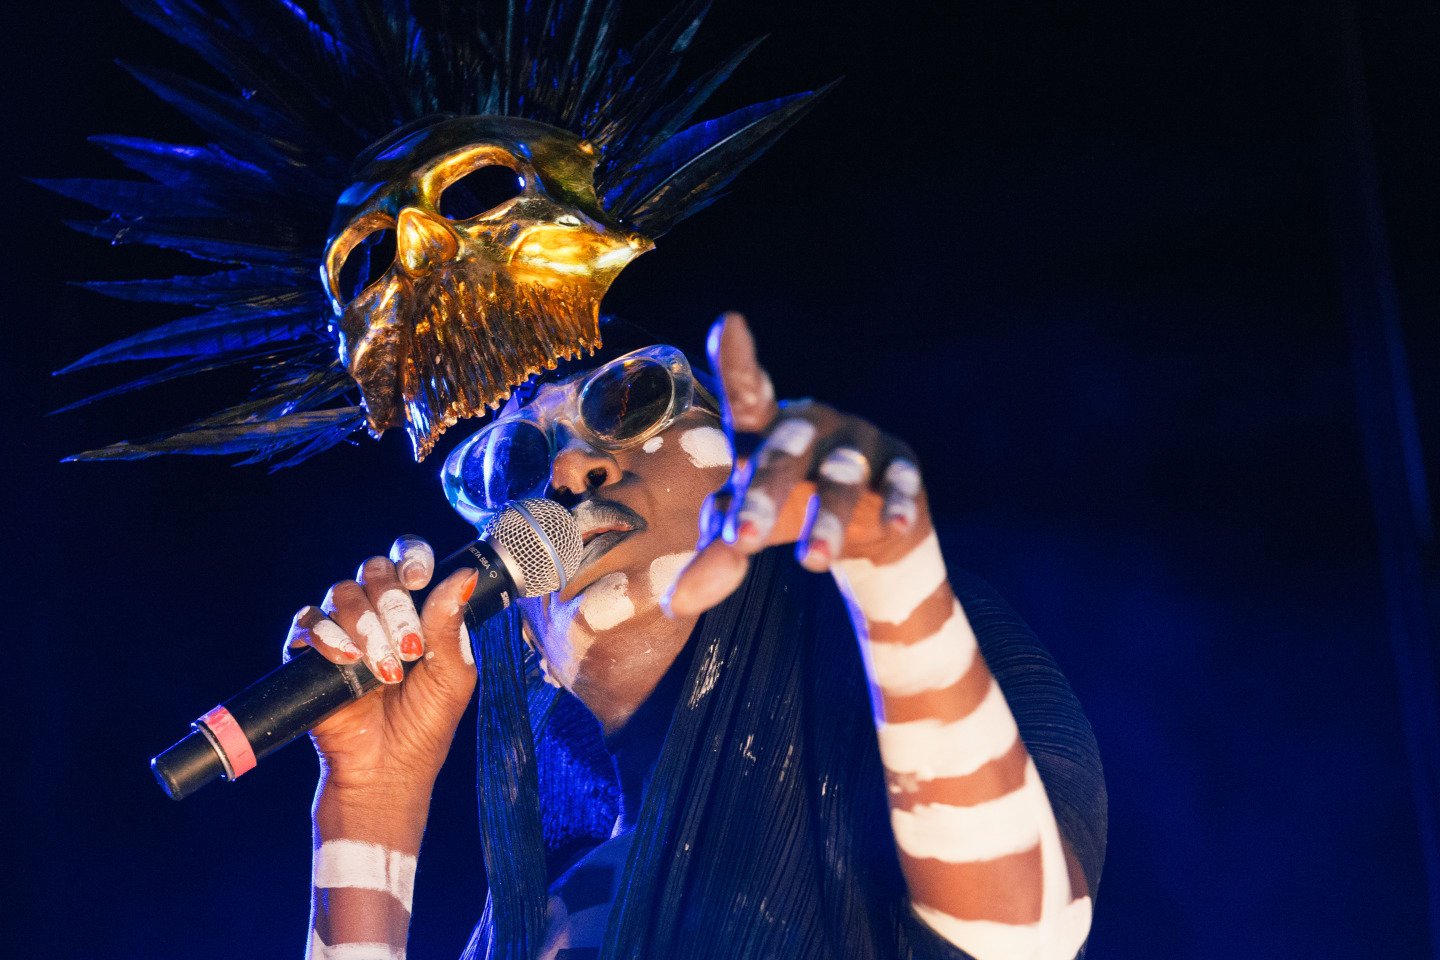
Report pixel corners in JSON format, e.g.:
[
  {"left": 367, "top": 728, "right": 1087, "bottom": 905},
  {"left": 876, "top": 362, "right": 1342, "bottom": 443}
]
[{"left": 483, "top": 498, "right": 583, "bottom": 597}]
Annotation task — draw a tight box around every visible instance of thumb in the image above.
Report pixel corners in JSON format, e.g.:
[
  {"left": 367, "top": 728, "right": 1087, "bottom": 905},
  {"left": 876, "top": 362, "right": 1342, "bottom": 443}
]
[{"left": 415, "top": 567, "right": 481, "bottom": 688}]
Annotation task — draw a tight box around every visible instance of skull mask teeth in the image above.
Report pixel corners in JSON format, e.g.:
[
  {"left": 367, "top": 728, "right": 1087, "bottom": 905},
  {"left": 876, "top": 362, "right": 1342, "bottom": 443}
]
[{"left": 323, "top": 115, "right": 652, "bottom": 460}]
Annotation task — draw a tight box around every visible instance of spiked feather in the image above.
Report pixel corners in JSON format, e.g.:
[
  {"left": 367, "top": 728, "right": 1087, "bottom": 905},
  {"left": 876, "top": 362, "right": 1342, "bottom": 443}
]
[{"left": 49, "top": 0, "right": 829, "bottom": 464}]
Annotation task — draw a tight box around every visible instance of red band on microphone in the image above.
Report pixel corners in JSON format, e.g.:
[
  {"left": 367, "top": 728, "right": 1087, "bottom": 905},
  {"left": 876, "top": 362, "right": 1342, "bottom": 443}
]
[{"left": 199, "top": 705, "right": 257, "bottom": 779}]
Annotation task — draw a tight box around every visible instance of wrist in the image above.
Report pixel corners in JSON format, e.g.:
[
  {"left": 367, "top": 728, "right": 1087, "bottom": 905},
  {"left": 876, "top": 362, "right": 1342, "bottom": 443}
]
[{"left": 313, "top": 773, "right": 433, "bottom": 849}]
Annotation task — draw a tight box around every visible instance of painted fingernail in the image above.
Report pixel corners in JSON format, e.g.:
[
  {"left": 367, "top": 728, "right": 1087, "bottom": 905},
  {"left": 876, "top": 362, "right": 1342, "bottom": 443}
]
[
  {"left": 729, "top": 490, "right": 777, "bottom": 544},
  {"left": 803, "top": 509, "right": 844, "bottom": 569},
  {"left": 460, "top": 571, "right": 479, "bottom": 604},
  {"left": 378, "top": 656, "right": 403, "bottom": 684},
  {"left": 340, "top": 639, "right": 363, "bottom": 660},
  {"left": 884, "top": 496, "right": 919, "bottom": 531},
  {"left": 400, "top": 633, "right": 423, "bottom": 658}
]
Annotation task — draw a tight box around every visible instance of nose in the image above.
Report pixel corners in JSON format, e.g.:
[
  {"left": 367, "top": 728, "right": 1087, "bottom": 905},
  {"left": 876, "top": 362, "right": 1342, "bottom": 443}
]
[
  {"left": 548, "top": 424, "right": 621, "bottom": 503},
  {"left": 395, "top": 206, "right": 460, "bottom": 276}
]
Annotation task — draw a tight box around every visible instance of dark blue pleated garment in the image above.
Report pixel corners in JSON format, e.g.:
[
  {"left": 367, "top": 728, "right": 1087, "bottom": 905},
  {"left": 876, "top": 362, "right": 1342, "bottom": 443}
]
[{"left": 467, "top": 548, "right": 1107, "bottom": 960}]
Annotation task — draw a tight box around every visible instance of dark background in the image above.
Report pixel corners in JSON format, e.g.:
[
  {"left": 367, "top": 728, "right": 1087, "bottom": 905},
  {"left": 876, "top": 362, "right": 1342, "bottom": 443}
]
[{"left": 8, "top": 1, "right": 1437, "bottom": 957}]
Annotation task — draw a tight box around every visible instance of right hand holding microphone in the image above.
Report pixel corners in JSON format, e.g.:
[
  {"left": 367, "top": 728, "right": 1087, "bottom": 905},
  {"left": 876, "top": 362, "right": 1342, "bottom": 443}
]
[{"left": 284, "top": 534, "right": 480, "bottom": 794}]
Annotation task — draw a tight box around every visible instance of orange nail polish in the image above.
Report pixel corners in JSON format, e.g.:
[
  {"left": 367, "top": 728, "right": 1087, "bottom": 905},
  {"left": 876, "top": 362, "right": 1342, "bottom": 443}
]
[
  {"left": 806, "top": 539, "right": 831, "bottom": 564},
  {"left": 737, "top": 520, "right": 760, "bottom": 542},
  {"left": 460, "top": 571, "right": 479, "bottom": 603},
  {"left": 379, "top": 656, "right": 404, "bottom": 683},
  {"left": 400, "top": 633, "right": 423, "bottom": 657}
]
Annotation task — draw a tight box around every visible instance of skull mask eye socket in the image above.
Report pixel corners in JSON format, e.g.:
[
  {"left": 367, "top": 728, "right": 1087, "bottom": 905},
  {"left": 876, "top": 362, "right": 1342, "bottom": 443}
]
[
  {"left": 437, "top": 164, "right": 524, "bottom": 221},
  {"left": 333, "top": 225, "right": 397, "bottom": 303}
]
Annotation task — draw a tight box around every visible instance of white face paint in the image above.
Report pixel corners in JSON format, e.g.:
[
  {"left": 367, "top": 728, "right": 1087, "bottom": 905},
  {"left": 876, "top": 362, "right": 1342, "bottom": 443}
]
[
  {"left": 525, "top": 593, "right": 592, "bottom": 690},
  {"left": 579, "top": 572, "right": 636, "bottom": 630},
  {"left": 648, "top": 551, "right": 696, "bottom": 598},
  {"left": 679, "top": 425, "right": 732, "bottom": 469},
  {"left": 642, "top": 435, "right": 664, "bottom": 453}
]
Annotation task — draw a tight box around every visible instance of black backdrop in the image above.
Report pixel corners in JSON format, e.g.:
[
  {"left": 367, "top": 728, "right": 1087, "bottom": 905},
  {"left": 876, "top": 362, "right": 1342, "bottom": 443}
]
[{"left": 9, "top": 2, "right": 1437, "bottom": 958}]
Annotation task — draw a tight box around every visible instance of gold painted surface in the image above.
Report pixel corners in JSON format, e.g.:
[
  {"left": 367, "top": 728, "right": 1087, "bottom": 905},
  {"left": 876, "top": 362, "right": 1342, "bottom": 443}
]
[{"left": 322, "top": 116, "right": 653, "bottom": 459}]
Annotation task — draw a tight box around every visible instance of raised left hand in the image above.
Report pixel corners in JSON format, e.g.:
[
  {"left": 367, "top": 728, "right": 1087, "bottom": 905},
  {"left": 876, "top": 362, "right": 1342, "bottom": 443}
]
[{"left": 663, "top": 312, "right": 930, "bottom": 617}]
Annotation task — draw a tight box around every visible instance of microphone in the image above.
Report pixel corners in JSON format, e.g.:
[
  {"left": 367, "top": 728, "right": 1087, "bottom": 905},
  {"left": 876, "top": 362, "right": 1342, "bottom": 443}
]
[{"left": 150, "top": 498, "right": 581, "bottom": 801}]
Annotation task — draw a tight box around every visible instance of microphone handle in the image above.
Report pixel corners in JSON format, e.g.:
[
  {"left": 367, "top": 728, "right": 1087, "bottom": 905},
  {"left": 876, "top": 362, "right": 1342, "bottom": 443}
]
[{"left": 151, "top": 538, "right": 516, "bottom": 801}]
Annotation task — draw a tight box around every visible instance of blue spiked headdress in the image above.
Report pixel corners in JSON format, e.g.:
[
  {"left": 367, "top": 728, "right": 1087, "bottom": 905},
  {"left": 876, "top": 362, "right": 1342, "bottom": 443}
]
[{"left": 43, "top": 0, "right": 830, "bottom": 464}]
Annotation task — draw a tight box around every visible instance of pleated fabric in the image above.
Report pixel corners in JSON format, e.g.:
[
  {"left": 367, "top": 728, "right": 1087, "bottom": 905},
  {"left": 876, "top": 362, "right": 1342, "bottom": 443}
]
[{"left": 465, "top": 548, "right": 1106, "bottom": 960}]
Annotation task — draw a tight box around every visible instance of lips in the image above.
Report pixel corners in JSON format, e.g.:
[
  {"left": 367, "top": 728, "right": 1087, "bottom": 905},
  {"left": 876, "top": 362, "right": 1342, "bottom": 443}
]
[{"left": 572, "top": 499, "right": 647, "bottom": 573}]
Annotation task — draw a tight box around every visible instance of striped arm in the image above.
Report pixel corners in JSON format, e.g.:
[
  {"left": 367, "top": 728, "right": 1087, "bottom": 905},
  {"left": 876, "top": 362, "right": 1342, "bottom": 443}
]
[
  {"left": 836, "top": 528, "right": 1093, "bottom": 960},
  {"left": 308, "top": 788, "right": 425, "bottom": 960}
]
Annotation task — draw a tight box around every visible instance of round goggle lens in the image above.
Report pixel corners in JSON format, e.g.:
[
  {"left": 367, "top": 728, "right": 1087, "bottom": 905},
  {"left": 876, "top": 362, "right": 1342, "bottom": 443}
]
[
  {"left": 460, "top": 420, "right": 551, "bottom": 510},
  {"left": 580, "top": 357, "right": 674, "bottom": 444}
]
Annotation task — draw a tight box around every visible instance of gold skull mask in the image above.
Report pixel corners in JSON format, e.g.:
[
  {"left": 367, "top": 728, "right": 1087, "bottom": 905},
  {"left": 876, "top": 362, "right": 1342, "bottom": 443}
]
[{"left": 323, "top": 115, "right": 652, "bottom": 460}]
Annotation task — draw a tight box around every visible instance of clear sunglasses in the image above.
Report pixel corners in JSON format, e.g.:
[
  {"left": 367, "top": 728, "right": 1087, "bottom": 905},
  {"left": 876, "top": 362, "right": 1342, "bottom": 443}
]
[{"left": 442, "top": 344, "right": 719, "bottom": 524}]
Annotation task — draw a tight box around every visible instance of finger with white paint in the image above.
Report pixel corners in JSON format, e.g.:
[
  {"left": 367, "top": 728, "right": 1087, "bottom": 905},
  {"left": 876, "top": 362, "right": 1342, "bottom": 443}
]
[
  {"left": 415, "top": 566, "right": 483, "bottom": 687},
  {"left": 880, "top": 458, "right": 923, "bottom": 534},
  {"left": 798, "top": 444, "right": 873, "bottom": 571},
  {"left": 323, "top": 579, "right": 404, "bottom": 684},
  {"left": 389, "top": 535, "right": 434, "bottom": 590},
  {"left": 284, "top": 605, "right": 363, "bottom": 664},
  {"left": 358, "top": 556, "right": 426, "bottom": 662},
  {"left": 722, "top": 416, "right": 817, "bottom": 548},
  {"left": 706, "top": 311, "right": 779, "bottom": 434}
]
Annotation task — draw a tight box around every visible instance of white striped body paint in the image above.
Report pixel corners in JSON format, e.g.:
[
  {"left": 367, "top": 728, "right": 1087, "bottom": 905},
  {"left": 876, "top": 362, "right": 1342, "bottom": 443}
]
[
  {"left": 889, "top": 761, "right": 1045, "bottom": 862},
  {"left": 313, "top": 839, "right": 418, "bottom": 912},
  {"left": 874, "top": 681, "right": 1019, "bottom": 778},
  {"left": 837, "top": 529, "right": 948, "bottom": 625},
  {"left": 642, "top": 435, "right": 664, "bottom": 453},
  {"left": 833, "top": 525, "right": 1093, "bottom": 959},
  {"left": 679, "top": 426, "right": 732, "bottom": 468},
  {"left": 309, "top": 930, "right": 406, "bottom": 960},
  {"left": 867, "top": 600, "right": 977, "bottom": 696}
]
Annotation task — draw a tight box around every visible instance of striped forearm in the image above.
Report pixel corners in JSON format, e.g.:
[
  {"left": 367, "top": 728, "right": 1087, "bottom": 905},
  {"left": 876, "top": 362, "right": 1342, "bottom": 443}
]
[
  {"left": 307, "top": 785, "right": 425, "bottom": 959},
  {"left": 836, "top": 527, "right": 1092, "bottom": 960}
]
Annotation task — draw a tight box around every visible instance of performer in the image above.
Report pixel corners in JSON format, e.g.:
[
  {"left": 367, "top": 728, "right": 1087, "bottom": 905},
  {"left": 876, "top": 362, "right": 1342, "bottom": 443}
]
[
  {"left": 47, "top": 3, "right": 1105, "bottom": 958},
  {"left": 291, "top": 313, "right": 1105, "bottom": 960}
]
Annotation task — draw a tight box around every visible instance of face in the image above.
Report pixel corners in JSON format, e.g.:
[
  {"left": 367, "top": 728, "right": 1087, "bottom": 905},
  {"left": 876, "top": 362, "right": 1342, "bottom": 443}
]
[
  {"left": 322, "top": 115, "right": 652, "bottom": 460},
  {"left": 507, "top": 376, "right": 732, "bottom": 729}
]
